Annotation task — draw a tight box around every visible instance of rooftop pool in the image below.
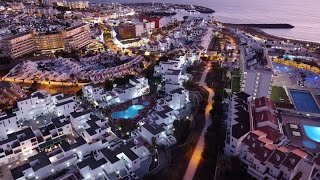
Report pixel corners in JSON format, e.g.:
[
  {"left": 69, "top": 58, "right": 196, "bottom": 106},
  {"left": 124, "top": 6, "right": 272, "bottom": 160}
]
[
  {"left": 111, "top": 105, "right": 144, "bottom": 119},
  {"left": 289, "top": 90, "right": 320, "bottom": 113},
  {"left": 303, "top": 125, "right": 320, "bottom": 143}
]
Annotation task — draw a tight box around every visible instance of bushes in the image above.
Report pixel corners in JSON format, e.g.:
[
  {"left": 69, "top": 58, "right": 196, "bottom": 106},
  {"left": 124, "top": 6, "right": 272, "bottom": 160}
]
[
  {"left": 195, "top": 62, "right": 227, "bottom": 178},
  {"left": 173, "top": 119, "right": 191, "bottom": 143}
]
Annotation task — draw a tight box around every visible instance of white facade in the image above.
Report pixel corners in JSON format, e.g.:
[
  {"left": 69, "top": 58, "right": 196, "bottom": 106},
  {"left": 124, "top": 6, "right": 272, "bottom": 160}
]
[
  {"left": 135, "top": 23, "right": 144, "bottom": 37},
  {"left": 0, "top": 114, "right": 19, "bottom": 140},
  {"left": 83, "top": 77, "right": 149, "bottom": 107},
  {"left": 145, "top": 22, "right": 155, "bottom": 34}
]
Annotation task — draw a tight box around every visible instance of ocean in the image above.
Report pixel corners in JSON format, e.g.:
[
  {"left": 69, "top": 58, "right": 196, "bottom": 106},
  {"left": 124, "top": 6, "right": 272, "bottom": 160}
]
[{"left": 88, "top": 0, "right": 320, "bottom": 43}]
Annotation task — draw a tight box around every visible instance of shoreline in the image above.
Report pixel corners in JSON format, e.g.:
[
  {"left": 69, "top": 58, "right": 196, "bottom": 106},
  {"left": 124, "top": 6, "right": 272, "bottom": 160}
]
[
  {"left": 223, "top": 23, "right": 294, "bottom": 29},
  {"left": 90, "top": 2, "right": 215, "bottom": 14},
  {"left": 223, "top": 23, "right": 320, "bottom": 48}
]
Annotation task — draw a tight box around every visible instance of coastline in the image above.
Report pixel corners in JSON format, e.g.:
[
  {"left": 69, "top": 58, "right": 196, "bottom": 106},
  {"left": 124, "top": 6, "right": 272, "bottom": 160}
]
[
  {"left": 223, "top": 23, "right": 320, "bottom": 48},
  {"left": 91, "top": 2, "right": 215, "bottom": 13}
]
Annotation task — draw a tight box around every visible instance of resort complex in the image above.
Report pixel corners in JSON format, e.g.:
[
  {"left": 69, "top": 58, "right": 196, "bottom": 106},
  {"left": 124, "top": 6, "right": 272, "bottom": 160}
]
[{"left": 0, "top": 0, "right": 320, "bottom": 180}]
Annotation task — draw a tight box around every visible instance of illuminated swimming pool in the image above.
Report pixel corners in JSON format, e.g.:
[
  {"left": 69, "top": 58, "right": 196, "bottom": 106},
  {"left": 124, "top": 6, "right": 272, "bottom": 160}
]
[
  {"left": 289, "top": 90, "right": 320, "bottom": 113},
  {"left": 302, "top": 140, "right": 317, "bottom": 149},
  {"left": 112, "top": 105, "right": 144, "bottom": 119},
  {"left": 303, "top": 125, "right": 320, "bottom": 143}
]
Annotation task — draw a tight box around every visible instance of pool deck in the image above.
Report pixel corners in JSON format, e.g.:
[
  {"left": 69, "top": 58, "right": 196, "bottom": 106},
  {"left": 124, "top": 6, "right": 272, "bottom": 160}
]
[
  {"left": 280, "top": 111, "right": 320, "bottom": 153},
  {"left": 110, "top": 95, "right": 156, "bottom": 122}
]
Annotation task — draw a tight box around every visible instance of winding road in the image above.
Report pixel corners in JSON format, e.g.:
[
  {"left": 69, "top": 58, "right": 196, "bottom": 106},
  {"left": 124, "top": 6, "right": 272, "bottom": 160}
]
[{"left": 183, "top": 62, "right": 215, "bottom": 180}]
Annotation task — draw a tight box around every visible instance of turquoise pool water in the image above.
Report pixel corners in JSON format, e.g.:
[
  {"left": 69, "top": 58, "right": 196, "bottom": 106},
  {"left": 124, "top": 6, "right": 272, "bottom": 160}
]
[
  {"left": 112, "top": 105, "right": 144, "bottom": 119},
  {"left": 302, "top": 140, "right": 317, "bottom": 149},
  {"left": 289, "top": 90, "right": 320, "bottom": 113},
  {"left": 303, "top": 125, "right": 320, "bottom": 143}
]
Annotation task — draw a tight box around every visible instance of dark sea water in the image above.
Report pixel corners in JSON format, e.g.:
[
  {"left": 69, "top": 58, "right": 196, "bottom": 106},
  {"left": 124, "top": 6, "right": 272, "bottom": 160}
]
[{"left": 89, "top": 0, "right": 320, "bottom": 43}]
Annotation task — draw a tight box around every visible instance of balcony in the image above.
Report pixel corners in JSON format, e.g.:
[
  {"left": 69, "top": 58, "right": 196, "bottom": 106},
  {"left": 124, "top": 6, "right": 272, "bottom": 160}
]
[
  {"left": 5, "top": 149, "right": 13, "bottom": 156},
  {"left": 11, "top": 141, "right": 21, "bottom": 149}
]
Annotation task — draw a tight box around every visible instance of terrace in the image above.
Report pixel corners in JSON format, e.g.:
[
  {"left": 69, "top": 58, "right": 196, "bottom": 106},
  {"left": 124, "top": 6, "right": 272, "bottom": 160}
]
[
  {"left": 3, "top": 52, "right": 145, "bottom": 85},
  {"left": 273, "top": 62, "right": 320, "bottom": 89}
]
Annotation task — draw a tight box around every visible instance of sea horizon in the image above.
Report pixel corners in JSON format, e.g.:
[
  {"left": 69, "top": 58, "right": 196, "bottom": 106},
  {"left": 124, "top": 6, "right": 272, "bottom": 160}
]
[{"left": 87, "top": 0, "right": 320, "bottom": 43}]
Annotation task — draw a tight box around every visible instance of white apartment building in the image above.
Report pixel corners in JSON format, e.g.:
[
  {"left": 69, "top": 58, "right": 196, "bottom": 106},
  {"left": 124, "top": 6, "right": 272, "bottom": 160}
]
[
  {"left": 145, "top": 21, "right": 155, "bottom": 34},
  {"left": 82, "top": 77, "right": 150, "bottom": 107},
  {"left": 135, "top": 23, "right": 144, "bottom": 37},
  {"left": 223, "top": 92, "right": 320, "bottom": 180},
  {"left": 145, "top": 41, "right": 159, "bottom": 52},
  {"left": 78, "top": 139, "right": 149, "bottom": 180},
  {"left": 16, "top": 91, "right": 76, "bottom": 120},
  {"left": 0, "top": 127, "right": 38, "bottom": 165},
  {"left": 10, "top": 151, "right": 77, "bottom": 180},
  {"left": 0, "top": 113, "right": 20, "bottom": 140},
  {"left": 0, "top": 91, "right": 76, "bottom": 140},
  {"left": 158, "top": 38, "right": 172, "bottom": 51}
]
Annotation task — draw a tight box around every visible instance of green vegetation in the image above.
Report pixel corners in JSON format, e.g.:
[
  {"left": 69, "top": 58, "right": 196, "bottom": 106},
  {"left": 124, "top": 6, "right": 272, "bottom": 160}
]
[
  {"left": 104, "top": 80, "right": 114, "bottom": 91},
  {"left": 231, "top": 76, "right": 241, "bottom": 93},
  {"left": 231, "top": 68, "right": 240, "bottom": 76},
  {"left": 113, "top": 75, "right": 135, "bottom": 87},
  {"left": 173, "top": 119, "right": 191, "bottom": 143},
  {"left": 270, "top": 86, "right": 290, "bottom": 103},
  {"left": 182, "top": 80, "right": 198, "bottom": 91},
  {"left": 231, "top": 68, "right": 241, "bottom": 92},
  {"left": 0, "top": 56, "right": 12, "bottom": 65},
  {"left": 118, "top": 120, "right": 136, "bottom": 139},
  {"left": 54, "top": 49, "right": 80, "bottom": 59},
  {"left": 195, "top": 62, "right": 228, "bottom": 180}
]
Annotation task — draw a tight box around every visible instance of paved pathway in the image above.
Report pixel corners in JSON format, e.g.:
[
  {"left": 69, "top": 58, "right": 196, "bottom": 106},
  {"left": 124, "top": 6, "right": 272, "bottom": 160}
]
[{"left": 183, "top": 62, "right": 215, "bottom": 180}]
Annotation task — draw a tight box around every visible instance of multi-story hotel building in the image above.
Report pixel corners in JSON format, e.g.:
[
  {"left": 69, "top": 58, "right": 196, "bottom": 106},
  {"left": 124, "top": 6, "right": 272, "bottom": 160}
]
[
  {"left": 33, "top": 32, "right": 64, "bottom": 53},
  {"left": 0, "top": 32, "right": 36, "bottom": 59},
  {"left": 0, "top": 23, "right": 92, "bottom": 58},
  {"left": 62, "top": 23, "right": 92, "bottom": 51},
  {"left": 118, "top": 22, "right": 136, "bottom": 40}
]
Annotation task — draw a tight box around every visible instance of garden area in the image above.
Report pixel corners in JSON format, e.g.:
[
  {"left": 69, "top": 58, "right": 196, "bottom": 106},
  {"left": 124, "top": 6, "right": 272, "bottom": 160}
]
[
  {"left": 231, "top": 68, "right": 241, "bottom": 93},
  {"left": 270, "top": 86, "right": 290, "bottom": 103}
]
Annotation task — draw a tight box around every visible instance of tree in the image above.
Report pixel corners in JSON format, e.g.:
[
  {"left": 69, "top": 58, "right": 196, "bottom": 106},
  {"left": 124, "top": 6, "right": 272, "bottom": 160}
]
[
  {"left": 139, "top": 62, "right": 145, "bottom": 69},
  {"left": 118, "top": 120, "right": 135, "bottom": 139},
  {"left": 158, "top": 55, "right": 169, "bottom": 62},
  {"left": 0, "top": 56, "right": 12, "bottom": 65},
  {"left": 76, "top": 89, "right": 83, "bottom": 97},
  {"left": 31, "top": 81, "right": 39, "bottom": 91},
  {"left": 182, "top": 80, "right": 197, "bottom": 90},
  {"left": 113, "top": 75, "right": 134, "bottom": 87},
  {"left": 173, "top": 120, "right": 191, "bottom": 143},
  {"left": 104, "top": 80, "right": 113, "bottom": 91},
  {"left": 151, "top": 137, "right": 157, "bottom": 150}
]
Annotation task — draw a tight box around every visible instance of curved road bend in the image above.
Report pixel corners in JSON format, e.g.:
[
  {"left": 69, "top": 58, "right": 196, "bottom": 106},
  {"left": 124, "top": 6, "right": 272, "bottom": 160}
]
[{"left": 183, "top": 62, "right": 215, "bottom": 180}]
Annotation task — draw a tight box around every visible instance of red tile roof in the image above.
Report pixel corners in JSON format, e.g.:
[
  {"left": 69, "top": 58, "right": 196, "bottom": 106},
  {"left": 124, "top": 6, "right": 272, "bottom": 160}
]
[
  {"left": 255, "top": 111, "right": 279, "bottom": 125},
  {"left": 254, "top": 97, "right": 276, "bottom": 110},
  {"left": 257, "top": 126, "right": 282, "bottom": 142},
  {"left": 267, "top": 149, "right": 287, "bottom": 167},
  {"left": 241, "top": 132, "right": 261, "bottom": 147},
  {"left": 281, "top": 151, "right": 301, "bottom": 171},
  {"left": 253, "top": 146, "right": 274, "bottom": 163}
]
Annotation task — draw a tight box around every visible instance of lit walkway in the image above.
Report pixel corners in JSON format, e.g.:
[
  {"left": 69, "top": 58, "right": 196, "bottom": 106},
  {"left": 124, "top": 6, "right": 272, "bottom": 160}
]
[{"left": 183, "top": 62, "right": 215, "bottom": 180}]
